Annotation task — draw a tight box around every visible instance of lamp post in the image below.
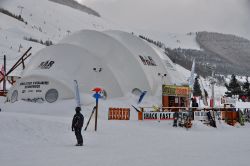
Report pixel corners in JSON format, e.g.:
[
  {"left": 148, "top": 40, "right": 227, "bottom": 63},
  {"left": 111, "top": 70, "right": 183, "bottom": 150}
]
[
  {"left": 93, "top": 67, "right": 102, "bottom": 132},
  {"left": 158, "top": 73, "right": 167, "bottom": 109},
  {"left": 208, "top": 65, "right": 217, "bottom": 127},
  {"left": 208, "top": 65, "right": 216, "bottom": 108}
]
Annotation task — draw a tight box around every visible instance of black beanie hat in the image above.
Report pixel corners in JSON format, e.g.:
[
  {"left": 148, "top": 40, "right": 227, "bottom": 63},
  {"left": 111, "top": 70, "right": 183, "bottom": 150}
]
[{"left": 75, "top": 107, "right": 81, "bottom": 112}]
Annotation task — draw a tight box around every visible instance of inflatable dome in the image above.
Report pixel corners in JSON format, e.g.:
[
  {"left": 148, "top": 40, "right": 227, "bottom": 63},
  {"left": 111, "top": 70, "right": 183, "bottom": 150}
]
[{"left": 7, "top": 30, "right": 187, "bottom": 104}]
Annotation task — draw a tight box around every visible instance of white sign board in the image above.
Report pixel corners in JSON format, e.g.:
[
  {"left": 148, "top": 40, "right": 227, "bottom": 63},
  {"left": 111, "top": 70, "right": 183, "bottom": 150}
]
[
  {"left": 194, "top": 111, "right": 209, "bottom": 121},
  {"left": 194, "top": 111, "right": 222, "bottom": 121},
  {"left": 142, "top": 112, "right": 175, "bottom": 120}
]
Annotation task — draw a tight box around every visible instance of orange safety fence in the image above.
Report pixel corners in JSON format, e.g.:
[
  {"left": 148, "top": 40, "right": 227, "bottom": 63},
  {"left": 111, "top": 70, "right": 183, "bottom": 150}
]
[{"left": 108, "top": 108, "right": 130, "bottom": 120}]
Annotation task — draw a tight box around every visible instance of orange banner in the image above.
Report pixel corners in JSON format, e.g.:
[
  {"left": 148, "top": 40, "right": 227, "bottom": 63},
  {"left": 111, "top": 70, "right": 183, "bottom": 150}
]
[{"left": 109, "top": 108, "right": 130, "bottom": 120}]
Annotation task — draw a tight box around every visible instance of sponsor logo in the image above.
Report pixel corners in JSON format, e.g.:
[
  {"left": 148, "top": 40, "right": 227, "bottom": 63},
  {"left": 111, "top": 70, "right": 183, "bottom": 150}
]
[
  {"left": 139, "top": 55, "right": 157, "bottom": 66},
  {"left": 38, "top": 60, "right": 54, "bottom": 69}
]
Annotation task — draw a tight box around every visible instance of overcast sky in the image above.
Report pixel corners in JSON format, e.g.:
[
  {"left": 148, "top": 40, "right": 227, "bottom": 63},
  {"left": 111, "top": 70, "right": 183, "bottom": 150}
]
[{"left": 78, "top": 0, "right": 250, "bottom": 39}]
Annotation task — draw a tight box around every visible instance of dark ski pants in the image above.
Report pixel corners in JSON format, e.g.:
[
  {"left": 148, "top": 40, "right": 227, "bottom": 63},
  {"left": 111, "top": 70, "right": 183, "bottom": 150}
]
[{"left": 74, "top": 128, "right": 83, "bottom": 144}]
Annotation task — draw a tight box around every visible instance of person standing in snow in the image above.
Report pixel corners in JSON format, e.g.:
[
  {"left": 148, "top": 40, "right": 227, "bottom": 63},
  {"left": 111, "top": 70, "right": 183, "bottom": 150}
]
[
  {"left": 71, "top": 107, "right": 84, "bottom": 146},
  {"left": 191, "top": 98, "right": 198, "bottom": 108}
]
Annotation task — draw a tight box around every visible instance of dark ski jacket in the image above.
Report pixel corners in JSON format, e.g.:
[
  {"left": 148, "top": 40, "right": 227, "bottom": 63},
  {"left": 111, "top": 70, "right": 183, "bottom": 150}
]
[{"left": 72, "top": 112, "right": 84, "bottom": 130}]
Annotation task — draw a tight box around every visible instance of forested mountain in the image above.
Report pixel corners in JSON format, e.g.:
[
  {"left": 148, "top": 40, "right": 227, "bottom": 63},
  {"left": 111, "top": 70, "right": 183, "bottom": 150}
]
[{"left": 165, "top": 32, "right": 250, "bottom": 77}]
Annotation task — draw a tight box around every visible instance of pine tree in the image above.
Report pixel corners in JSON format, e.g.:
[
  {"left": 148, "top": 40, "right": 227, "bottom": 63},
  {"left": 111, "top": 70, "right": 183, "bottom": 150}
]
[
  {"left": 242, "top": 76, "right": 250, "bottom": 96},
  {"left": 225, "top": 74, "right": 242, "bottom": 97},
  {"left": 193, "top": 76, "right": 202, "bottom": 96}
]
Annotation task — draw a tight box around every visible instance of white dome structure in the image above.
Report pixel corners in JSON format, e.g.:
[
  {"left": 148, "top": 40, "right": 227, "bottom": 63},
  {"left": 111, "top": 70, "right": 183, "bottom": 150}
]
[{"left": 7, "top": 30, "right": 187, "bottom": 104}]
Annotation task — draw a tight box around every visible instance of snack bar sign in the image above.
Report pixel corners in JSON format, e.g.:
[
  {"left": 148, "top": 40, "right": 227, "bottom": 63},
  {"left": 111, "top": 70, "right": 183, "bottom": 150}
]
[
  {"left": 142, "top": 112, "right": 175, "bottom": 120},
  {"left": 162, "top": 85, "right": 190, "bottom": 97}
]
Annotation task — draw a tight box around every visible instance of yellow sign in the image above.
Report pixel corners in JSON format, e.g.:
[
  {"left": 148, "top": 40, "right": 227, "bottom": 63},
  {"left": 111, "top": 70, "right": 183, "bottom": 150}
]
[{"left": 162, "top": 85, "right": 190, "bottom": 96}]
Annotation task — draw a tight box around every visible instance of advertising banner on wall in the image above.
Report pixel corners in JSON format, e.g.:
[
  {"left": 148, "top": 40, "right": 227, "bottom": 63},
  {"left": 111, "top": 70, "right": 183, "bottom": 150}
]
[
  {"left": 15, "top": 80, "right": 59, "bottom": 103},
  {"left": 19, "top": 81, "right": 50, "bottom": 94}
]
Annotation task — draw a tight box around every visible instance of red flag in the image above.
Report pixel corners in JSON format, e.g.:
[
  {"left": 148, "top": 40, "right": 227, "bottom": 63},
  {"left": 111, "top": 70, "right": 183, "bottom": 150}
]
[{"left": 92, "top": 87, "right": 103, "bottom": 93}]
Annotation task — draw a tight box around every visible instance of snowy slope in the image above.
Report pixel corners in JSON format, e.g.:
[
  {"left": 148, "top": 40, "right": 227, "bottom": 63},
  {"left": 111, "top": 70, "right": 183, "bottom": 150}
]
[
  {"left": 133, "top": 29, "right": 200, "bottom": 50},
  {"left": 0, "top": 0, "right": 116, "bottom": 75},
  {"left": 156, "top": 32, "right": 200, "bottom": 49}
]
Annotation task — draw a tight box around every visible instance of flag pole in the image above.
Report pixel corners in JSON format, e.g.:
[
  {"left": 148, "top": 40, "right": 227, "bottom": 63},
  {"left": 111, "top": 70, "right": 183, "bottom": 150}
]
[{"left": 3, "top": 55, "right": 6, "bottom": 93}]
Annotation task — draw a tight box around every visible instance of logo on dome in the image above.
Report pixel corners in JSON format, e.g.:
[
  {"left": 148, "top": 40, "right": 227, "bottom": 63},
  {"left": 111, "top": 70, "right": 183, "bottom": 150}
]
[
  {"left": 139, "top": 55, "right": 157, "bottom": 66},
  {"left": 38, "top": 60, "right": 55, "bottom": 69}
]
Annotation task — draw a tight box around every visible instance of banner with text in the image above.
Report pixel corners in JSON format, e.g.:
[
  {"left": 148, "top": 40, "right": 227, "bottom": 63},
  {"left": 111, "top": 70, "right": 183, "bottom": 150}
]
[
  {"left": 162, "top": 85, "right": 190, "bottom": 97},
  {"left": 141, "top": 112, "right": 175, "bottom": 120}
]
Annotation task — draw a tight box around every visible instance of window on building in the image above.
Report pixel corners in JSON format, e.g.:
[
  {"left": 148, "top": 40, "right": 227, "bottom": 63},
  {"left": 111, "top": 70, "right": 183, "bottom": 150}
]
[
  {"left": 45, "top": 89, "right": 58, "bottom": 103},
  {"left": 11, "top": 90, "right": 18, "bottom": 103}
]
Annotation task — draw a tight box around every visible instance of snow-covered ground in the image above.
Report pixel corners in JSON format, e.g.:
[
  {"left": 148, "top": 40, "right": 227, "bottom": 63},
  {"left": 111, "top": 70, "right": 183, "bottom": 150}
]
[{"left": 1, "top": 96, "right": 250, "bottom": 166}]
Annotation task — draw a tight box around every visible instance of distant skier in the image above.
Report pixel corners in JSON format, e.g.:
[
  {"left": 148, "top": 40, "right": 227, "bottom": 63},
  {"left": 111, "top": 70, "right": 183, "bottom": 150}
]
[
  {"left": 191, "top": 98, "right": 198, "bottom": 108},
  {"left": 71, "top": 107, "right": 84, "bottom": 146},
  {"left": 173, "top": 112, "right": 179, "bottom": 127}
]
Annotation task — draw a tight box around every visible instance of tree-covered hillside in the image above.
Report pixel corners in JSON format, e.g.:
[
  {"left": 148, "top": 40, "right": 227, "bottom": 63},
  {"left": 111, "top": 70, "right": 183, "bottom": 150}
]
[{"left": 166, "top": 32, "right": 250, "bottom": 78}]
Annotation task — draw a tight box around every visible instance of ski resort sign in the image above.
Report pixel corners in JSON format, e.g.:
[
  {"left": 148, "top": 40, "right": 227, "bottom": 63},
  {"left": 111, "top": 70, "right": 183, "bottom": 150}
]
[{"left": 139, "top": 112, "right": 175, "bottom": 120}]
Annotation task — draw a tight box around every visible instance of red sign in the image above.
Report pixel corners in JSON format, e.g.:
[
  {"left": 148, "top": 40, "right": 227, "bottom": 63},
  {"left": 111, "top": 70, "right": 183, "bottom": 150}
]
[{"left": 109, "top": 108, "right": 130, "bottom": 120}]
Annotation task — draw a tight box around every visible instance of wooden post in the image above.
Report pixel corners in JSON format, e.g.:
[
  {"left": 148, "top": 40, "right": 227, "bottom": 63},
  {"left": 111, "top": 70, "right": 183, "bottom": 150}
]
[
  {"left": 6, "top": 47, "right": 31, "bottom": 75},
  {"left": 84, "top": 106, "right": 96, "bottom": 131},
  {"left": 3, "top": 55, "right": 6, "bottom": 92},
  {"left": 21, "top": 57, "right": 25, "bottom": 69},
  {"left": 162, "top": 96, "right": 169, "bottom": 108},
  {"left": 0, "top": 47, "right": 32, "bottom": 86},
  {"left": 95, "top": 98, "right": 98, "bottom": 131}
]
